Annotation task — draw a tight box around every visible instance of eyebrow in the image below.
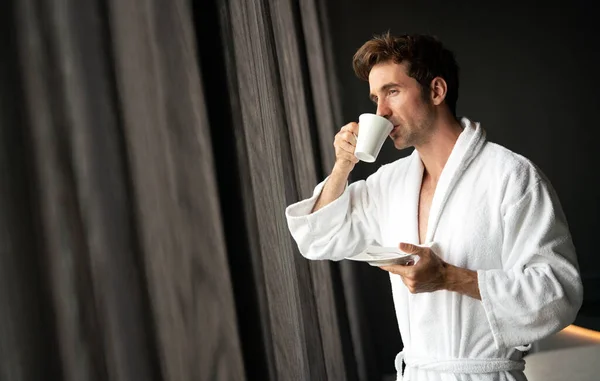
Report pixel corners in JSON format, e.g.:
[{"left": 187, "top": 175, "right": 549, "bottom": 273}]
[{"left": 369, "top": 82, "right": 402, "bottom": 102}]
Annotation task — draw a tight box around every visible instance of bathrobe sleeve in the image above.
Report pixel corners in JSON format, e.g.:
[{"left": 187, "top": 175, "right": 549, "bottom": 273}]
[
  {"left": 284, "top": 169, "right": 385, "bottom": 261},
  {"left": 477, "top": 176, "right": 584, "bottom": 350}
]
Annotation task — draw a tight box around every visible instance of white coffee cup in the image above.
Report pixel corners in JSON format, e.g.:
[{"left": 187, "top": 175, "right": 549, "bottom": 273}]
[{"left": 354, "top": 113, "right": 393, "bottom": 162}]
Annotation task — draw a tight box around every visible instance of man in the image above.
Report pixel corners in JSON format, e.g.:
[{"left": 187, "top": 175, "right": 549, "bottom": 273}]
[{"left": 285, "top": 33, "right": 583, "bottom": 381}]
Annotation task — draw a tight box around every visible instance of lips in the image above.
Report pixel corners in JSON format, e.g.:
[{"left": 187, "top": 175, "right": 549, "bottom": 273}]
[{"left": 390, "top": 125, "right": 400, "bottom": 134}]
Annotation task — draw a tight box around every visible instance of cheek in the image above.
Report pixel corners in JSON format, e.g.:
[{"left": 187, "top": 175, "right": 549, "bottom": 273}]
[
  {"left": 403, "top": 97, "right": 430, "bottom": 120},
  {"left": 389, "top": 97, "right": 408, "bottom": 115}
]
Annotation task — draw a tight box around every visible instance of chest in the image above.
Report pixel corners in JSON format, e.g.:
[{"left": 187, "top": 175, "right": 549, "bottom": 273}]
[{"left": 418, "top": 179, "right": 436, "bottom": 244}]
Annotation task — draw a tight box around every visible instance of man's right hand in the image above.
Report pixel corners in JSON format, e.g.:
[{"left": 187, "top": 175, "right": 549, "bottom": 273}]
[
  {"left": 333, "top": 122, "right": 359, "bottom": 173},
  {"left": 312, "top": 122, "right": 359, "bottom": 213}
]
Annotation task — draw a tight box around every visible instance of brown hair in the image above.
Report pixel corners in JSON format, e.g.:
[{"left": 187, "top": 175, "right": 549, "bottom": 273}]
[{"left": 353, "top": 32, "right": 460, "bottom": 117}]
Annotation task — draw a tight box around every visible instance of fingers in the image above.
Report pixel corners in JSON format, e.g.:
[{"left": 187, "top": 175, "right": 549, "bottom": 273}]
[
  {"left": 341, "top": 122, "right": 359, "bottom": 135},
  {"left": 334, "top": 131, "right": 357, "bottom": 151},
  {"left": 336, "top": 124, "right": 357, "bottom": 147},
  {"left": 380, "top": 265, "right": 425, "bottom": 294},
  {"left": 334, "top": 140, "right": 359, "bottom": 164},
  {"left": 334, "top": 122, "right": 359, "bottom": 166},
  {"left": 379, "top": 264, "right": 412, "bottom": 277},
  {"left": 401, "top": 276, "right": 416, "bottom": 293},
  {"left": 399, "top": 242, "right": 420, "bottom": 253},
  {"left": 382, "top": 244, "right": 445, "bottom": 294}
]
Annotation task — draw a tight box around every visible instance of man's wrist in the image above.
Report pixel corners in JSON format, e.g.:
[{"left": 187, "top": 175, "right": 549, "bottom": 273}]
[
  {"left": 443, "top": 264, "right": 481, "bottom": 300},
  {"left": 332, "top": 162, "right": 352, "bottom": 178}
]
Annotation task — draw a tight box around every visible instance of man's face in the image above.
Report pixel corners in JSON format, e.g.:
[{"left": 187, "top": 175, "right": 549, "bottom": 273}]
[{"left": 368, "top": 61, "right": 435, "bottom": 150}]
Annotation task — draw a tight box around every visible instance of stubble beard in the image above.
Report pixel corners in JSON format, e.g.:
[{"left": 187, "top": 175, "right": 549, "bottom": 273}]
[
  {"left": 390, "top": 127, "right": 414, "bottom": 150},
  {"left": 391, "top": 119, "right": 434, "bottom": 150},
  {"left": 390, "top": 98, "right": 436, "bottom": 150}
]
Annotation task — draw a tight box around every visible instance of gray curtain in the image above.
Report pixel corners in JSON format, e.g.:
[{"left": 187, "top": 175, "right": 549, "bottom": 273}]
[
  {"left": 197, "top": 0, "right": 359, "bottom": 379},
  {"left": 0, "top": 0, "right": 363, "bottom": 380},
  {"left": 3, "top": 0, "right": 244, "bottom": 380}
]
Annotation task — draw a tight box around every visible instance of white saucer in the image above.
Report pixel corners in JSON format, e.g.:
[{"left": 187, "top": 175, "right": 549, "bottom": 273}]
[{"left": 345, "top": 245, "right": 417, "bottom": 267}]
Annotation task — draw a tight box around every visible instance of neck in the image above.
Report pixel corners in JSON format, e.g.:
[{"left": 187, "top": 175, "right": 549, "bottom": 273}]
[{"left": 415, "top": 115, "right": 463, "bottom": 183}]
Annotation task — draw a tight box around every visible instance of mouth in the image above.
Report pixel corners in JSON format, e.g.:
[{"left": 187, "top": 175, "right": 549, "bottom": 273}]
[{"left": 390, "top": 125, "right": 400, "bottom": 135}]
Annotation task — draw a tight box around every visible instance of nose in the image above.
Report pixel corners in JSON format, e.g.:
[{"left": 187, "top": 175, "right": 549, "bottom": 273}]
[{"left": 376, "top": 100, "right": 392, "bottom": 119}]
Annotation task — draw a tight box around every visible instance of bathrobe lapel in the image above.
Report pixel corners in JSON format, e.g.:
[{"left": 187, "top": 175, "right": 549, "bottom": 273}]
[{"left": 424, "top": 119, "right": 487, "bottom": 243}]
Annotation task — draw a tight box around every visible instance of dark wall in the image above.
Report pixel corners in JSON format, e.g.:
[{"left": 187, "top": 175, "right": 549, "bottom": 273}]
[{"left": 324, "top": 0, "right": 600, "bottom": 375}]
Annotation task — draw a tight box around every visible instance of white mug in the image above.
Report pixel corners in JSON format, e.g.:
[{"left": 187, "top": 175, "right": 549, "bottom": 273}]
[{"left": 354, "top": 113, "right": 393, "bottom": 162}]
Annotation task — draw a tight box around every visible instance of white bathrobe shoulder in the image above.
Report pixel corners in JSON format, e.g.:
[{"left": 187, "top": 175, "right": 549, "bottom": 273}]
[{"left": 285, "top": 118, "right": 583, "bottom": 380}]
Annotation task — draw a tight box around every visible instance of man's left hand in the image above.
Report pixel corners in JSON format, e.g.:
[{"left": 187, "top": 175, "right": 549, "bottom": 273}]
[
  {"left": 379, "top": 242, "right": 481, "bottom": 299},
  {"left": 379, "top": 242, "right": 447, "bottom": 293}
]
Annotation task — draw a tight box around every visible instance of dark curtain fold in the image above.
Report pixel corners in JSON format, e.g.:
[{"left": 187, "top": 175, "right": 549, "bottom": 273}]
[
  {"left": 0, "top": 2, "right": 61, "bottom": 379},
  {"left": 5, "top": 0, "right": 245, "bottom": 380},
  {"left": 9, "top": 0, "right": 158, "bottom": 378},
  {"left": 103, "top": 1, "right": 246, "bottom": 380},
  {"left": 0, "top": 0, "right": 363, "bottom": 379},
  {"left": 200, "top": 0, "right": 357, "bottom": 379}
]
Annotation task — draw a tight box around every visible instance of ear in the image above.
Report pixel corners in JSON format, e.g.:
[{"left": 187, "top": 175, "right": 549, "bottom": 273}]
[{"left": 429, "top": 77, "right": 447, "bottom": 106}]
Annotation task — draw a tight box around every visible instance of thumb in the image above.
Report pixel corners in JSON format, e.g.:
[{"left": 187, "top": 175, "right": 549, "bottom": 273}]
[{"left": 399, "top": 242, "right": 420, "bottom": 254}]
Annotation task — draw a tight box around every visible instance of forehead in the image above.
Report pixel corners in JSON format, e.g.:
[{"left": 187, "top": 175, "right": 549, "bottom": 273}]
[{"left": 368, "top": 61, "right": 412, "bottom": 92}]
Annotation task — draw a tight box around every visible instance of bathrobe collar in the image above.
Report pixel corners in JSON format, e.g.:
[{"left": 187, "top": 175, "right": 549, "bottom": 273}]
[{"left": 405, "top": 117, "right": 487, "bottom": 243}]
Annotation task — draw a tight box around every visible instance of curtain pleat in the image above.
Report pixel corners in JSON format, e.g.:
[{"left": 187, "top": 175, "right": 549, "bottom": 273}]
[
  {"left": 212, "top": 0, "right": 357, "bottom": 379},
  {"left": 223, "top": 0, "right": 328, "bottom": 378},
  {"left": 15, "top": 0, "right": 143, "bottom": 379},
  {"left": 0, "top": 1, "right": 61, "bottom": 379},
  {"left": 12, "top": 0, "right": 245, "bottom": 380},
  {"left": 104, "top": 0, "right": 245, "bottom": 379}
]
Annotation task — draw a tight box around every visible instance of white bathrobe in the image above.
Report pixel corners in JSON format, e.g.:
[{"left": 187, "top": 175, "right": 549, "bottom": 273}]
[{"left": 285, "top": 118, "right": 583, "bottom": 381}]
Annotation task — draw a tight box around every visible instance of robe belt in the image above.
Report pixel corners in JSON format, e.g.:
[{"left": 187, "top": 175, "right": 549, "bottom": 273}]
[{"left": 395, "top": 350, "right": 525, "bottom": 380}]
